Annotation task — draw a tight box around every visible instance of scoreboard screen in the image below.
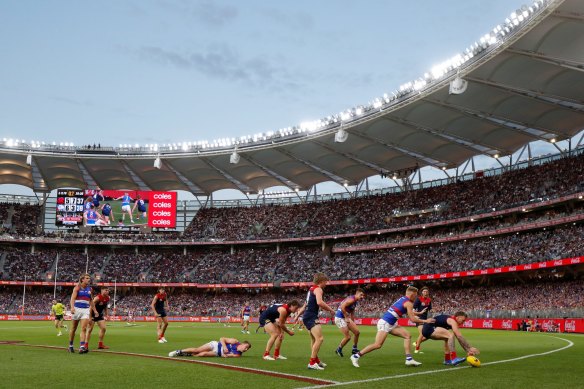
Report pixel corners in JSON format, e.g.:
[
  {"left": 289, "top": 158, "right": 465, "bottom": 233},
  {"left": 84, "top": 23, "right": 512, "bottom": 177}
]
[{"left": 56, "top": 189, "right": 85, "bottom": 226}]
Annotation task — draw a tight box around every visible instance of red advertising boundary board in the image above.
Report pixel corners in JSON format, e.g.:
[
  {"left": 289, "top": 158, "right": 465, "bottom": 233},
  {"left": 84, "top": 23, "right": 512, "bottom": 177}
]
[{"left": 2, "top": 316, "right": 582, "bottom": 333}]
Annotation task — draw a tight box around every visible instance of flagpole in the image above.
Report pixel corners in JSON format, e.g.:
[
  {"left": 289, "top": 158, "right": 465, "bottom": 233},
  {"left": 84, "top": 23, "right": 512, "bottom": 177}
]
[
  {"left": 53, "top": 253, "right": 59, "bottom": 298},
  {"left": 113, "top": 279, "right": 117, "bottom": 316},
  {"left": 85, "top": 252, "right": 89, "bottom": 274}
]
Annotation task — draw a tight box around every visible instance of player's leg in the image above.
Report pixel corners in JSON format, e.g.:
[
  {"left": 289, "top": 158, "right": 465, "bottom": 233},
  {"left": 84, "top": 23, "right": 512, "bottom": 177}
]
[
  {"left": 85, "top": 320, "right": 95, "bottom": 348},
  {"left": 414, "top": 324, "right": 425, "bottom": 353},
  {"left": 79, "top": 318, "right": 90, "bottom": 352},
  {"left": 390, "top": 326, "right": 421, "bottom": 366},
  {"left": 68, "top": 319, "right": 79, "bottom": 352},
  {"left": 97, "top": 320, "right": 108, "bottom": 348},
  {"left": 161, "top": 317, "right": 169, "bottom": 340},
  {"left": 156, "top": 317, "right": 163, "bottom": 339},
  {"left": 335, "top": 319, "right": 351, "bottom": 357},
  {"left": 309, "top": 324, "right": 324, "bottom": 361},
  {"left": 347, "top": 321, "right": 361, "bottom": 354},
  {"left": 357, "top": 329, "right": 388, "bottom": 357},
  {"left": 273, "top": 332, "right": 286, "bottom": 359},
  {"left": 262, "top": 322, "right": 280, "bottom": 359}
]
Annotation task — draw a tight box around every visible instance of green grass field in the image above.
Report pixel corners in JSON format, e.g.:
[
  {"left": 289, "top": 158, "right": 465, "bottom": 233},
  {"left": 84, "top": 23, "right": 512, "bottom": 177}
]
[{"left": 0, "top": 321, "right": 581, "bottom": 389}]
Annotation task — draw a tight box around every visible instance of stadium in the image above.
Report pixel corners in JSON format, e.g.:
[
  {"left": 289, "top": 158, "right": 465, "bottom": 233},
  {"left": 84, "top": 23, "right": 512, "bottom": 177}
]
[{"left": 0, "top": 0, "right": 583, "bottom": 387}]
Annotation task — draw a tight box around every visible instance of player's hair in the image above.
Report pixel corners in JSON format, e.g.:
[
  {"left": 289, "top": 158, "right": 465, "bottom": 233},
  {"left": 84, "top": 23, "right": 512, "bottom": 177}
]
[
  {"left": 100, "top": 287, "right": 109, "bottom": 292},
  {"left": 355, "top": 288, "right": 365, "bottom": 294},
  {"left": 288, "top": 299, "right": 300, "bottom": 307},
  {"left": 406, "top": 286, "right": 419, "bottom": 294},
  {"left": 241, "top": 341, "right": 251, "bottom": 349},
  {"left": 158, "top": 287, "right": 165, "bottom": 292},
  {"left": 313, "top": 273, "right": 329, "bottom": 284},
  {"left": 455, "top": 311, "right": 468, "bottom": 318},
  {"left": 420, "top": 286, "right": 430, "bottom": 293},
  {"left": 78, "top": 273, "right": 91, "bottom": 283}
]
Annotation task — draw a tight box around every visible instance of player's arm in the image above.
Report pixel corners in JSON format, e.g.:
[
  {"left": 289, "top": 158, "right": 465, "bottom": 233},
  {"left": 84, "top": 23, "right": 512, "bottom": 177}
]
[
  {"left": 277, "top": 307, "right": 294, "bottom": 335},
  {"left": 295, "top": 303, "right": 306, "bottom": 318},
  {"left": 448, "top": 319, "right": 479, "bottom": 355},
  {"left": 340, "top": 297, "right": 355, "bottom": 322},
  {"left": 412, "top": 299, "right": 427, "bottom": 315},
  {"left": 70, "top": 286, "right": 79, "bottom": 314},
  {"left": 92, "top": 296, "right": 100, "bottom": 316},
  {"left": 90, "top": 293, "right": 99, "bottom": 317},
  {"left": 314, "top": 288, "right": 336, "bottom": 315},
  {"left": 150, "top": 295, "right": 159, "bottom": 316},
  {"left": 219, "top": 337, "right": 234, "bottom": 357},
  {"left": 131, "top": 201, "right": 137, "bottom": 212},
  {"left": 405, "top": 302, "right": 433, "bottom": 324},
  {"left": 165, "top": 298, "right": 170, "bottom": 311}
]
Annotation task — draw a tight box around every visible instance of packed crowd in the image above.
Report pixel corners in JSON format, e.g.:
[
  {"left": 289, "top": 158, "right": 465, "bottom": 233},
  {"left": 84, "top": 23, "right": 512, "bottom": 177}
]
[
  {"left": 185, "top": 152, "right": 584, "bottom": 240},
  {"left": 1, "top": 222, "right": 583, "bottom": 283},
  {"left": 4, "top": 278, "right": 581, "bottom": 318}
]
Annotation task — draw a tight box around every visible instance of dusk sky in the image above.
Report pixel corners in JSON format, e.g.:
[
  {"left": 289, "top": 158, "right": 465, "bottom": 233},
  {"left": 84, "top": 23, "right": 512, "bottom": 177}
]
[{"left": 0, "top": 1, "right": 573, "bottom": 198}]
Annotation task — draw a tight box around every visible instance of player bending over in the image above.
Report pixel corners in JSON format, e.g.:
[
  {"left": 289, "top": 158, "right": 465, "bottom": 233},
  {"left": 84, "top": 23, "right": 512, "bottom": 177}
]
[
  {"left": 260, "top": 300, "right": 300, "bottom": 361},
  {"left": 421, "top": 312, "right": 480, "bottom": 366},
  {"left": 169, "top": 338, "right": 251, "bottom": 358},
  {"left": 350, "top": 286, "right": 434, "bottom": 368},
  {"left": 86, "top": 287, "right": 110, "bottom": 350},
  {"left": 255, "top": 304, "right": 268, "bottom": 333},
  {"left": 335, "top": 288, "right": 365, "bottom": 357}
]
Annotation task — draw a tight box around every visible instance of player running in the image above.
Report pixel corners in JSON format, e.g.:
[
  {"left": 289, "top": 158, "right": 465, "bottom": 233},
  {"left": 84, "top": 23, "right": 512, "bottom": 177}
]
[
  {"left": 86, "top": 287, "right": 110, "bottom": 350},
  {"left": 169, "top": 337, "right": 251, "bottom": 358},
  {"left": 241, "top": 302, "right": 252, "bottom": 334},
  {"left": 151, "top": 287, "right": 169, "bottom": 343},
  {"left": 420, "top": 312, "right": 480, "bottom": 365},
  {"left": 132, "top": 194, "right": 147, "bottom": 221},
  {"left": 260, "top": 300, "right": 300, "bottom": 361},
  {"left": 335, "top": 288, "right": 365, "bottom": 357},
  {"left": 68, "top": 274, "right": 98, "bottom": 353},
  {"left": 412, "top": 286, "right": 432, "bottom": 353},
  {"left": 350, "top": 286, "right": 434, "bottom": 368},
  {"left": 115, "top": 192, "right": 134, "bottom": 223},
  {"left": 297, "top": 273, "right": 336, "bottom": 370},
  {"left": 50, "top": 299, "right": 67, "bottom": 336}
]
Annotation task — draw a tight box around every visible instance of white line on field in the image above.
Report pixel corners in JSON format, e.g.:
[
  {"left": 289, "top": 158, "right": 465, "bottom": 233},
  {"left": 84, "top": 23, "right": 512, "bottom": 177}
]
[{"left": 298, "top": 335, "right": 574, "bottom": 389}]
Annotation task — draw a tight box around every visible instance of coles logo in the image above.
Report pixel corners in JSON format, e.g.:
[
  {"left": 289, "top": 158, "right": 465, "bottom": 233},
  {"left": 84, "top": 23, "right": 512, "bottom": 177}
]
[
  {"left": 502, "top": 320, "right": 513, "bottom": 329},
  {"left": 565, "top": 320, "right": 575, "bottom": 332},
  {"left": 148, "top": 191, "right": 177, "bottom": 228},
  {"left": 482, "top": 320, "right": 493, "bottom": 328}
]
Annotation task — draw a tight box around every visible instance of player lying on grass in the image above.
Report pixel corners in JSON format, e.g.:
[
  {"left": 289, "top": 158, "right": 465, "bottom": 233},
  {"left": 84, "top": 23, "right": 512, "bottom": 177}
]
[
  {"left": 169, "top": 338, "right": 251, "bottom": 358},
  {"left": 350, "top": 286, "right": 435, "bottom": 368},
  {"left": 420, "top": 311, "right": 480, "bottom": 366},
  {"left": 260, "top": 300, "right": 300, "bottom": 360}
]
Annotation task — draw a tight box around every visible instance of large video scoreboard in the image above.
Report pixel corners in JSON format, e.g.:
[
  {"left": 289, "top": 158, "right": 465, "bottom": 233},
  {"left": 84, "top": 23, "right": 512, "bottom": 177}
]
[
  {"left": 55, "top": 189, "right": 85, "bottom": 226},
  {"left": 55, "top": 189, "right": 177, "bottom": 228}
]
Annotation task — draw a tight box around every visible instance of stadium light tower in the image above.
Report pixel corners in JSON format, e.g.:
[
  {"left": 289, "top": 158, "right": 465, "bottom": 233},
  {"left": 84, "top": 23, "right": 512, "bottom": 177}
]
[
  {"left": 153, "top": 156, "right": 162, "bottom": 169},
  {"left": 230, "top": 148, "right": 240, "bottom": 164},
  {"left": 26, "top": 153, "right": 32, "bottom": 166},
  {"left": 335, "top": 129, "right": 348, "bottom": 143}
]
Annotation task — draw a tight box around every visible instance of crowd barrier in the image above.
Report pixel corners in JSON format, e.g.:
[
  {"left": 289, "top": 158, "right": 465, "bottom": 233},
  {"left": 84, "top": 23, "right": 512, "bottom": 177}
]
[{"left": 1, "top": 315, "right": 582, "bottom": 333}]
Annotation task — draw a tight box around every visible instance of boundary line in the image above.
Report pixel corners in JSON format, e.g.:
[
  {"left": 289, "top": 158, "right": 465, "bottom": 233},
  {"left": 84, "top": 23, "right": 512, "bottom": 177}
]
[
  {"left": 298, "top": 335, "right": 574, "bottom": 389},
  {"left": 0, "top": 342, "right": 337, "bottom": 386}
]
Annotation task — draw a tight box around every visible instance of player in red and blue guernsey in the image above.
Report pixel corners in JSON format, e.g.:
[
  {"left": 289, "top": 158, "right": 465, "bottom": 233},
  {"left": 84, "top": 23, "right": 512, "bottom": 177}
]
[
  {"left": 169, "top": 337, "right": 251, "bottom": 358},
  {"left": 260, "top": 300, "right": 300, "bottom": 361},
  {"left": 350, "top": 286, "right": 434, "bottom": 368},
  {"left": 335, "top": 288, "right": 365, "bottom": 357},
  {"left": 413, "top": 286, "right": 432, "bottom": 353},
  {"left": 421, "top": 312, "right": 480, "bottom": 366},
  {"left": 297, "top": 273, "right": 336, "bottom": 370},
  {"left": 68, "top": 273, "right": 98, "bottom": 353},
  {"left": 241, "top": 303, "right": 252, "bottom": 334},
  {"left": 86, "top": 287, "right": 110, "bottom": 350},
  {"left": 132, "top": 194, "right": 147, "bottom": 221},
  {"left": 151, "top": 287, "right": 169, "bottom": 343}
]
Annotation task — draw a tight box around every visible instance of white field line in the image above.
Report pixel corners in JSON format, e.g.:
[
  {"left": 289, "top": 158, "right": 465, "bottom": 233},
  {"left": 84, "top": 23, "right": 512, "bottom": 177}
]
[{"left": 298, "top": 335, "right": 575, "bottom": 389}]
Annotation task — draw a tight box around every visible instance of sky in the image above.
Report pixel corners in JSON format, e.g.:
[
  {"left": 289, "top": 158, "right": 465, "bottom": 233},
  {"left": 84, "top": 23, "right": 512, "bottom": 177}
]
[{"left": 0, "top": 0, "right": 574, "bottom": 199}]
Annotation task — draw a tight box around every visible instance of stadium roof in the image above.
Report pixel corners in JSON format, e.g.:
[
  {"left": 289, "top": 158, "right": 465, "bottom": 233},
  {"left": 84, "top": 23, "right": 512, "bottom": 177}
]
[{"left": 1, "top": 0, "right": 583, "bottom": 195}]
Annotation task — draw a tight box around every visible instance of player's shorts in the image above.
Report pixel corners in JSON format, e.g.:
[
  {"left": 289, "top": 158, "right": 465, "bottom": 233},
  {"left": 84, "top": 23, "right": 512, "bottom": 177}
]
[
  {"left": 93, "top": 315, "right": 105, "bottom": 322},
  {"left": 302, "top": 314, "right": 319, "bottom": 331},
  {"left": 421, "top": 323, "right": 436, "bottom": 339},
  {"left": 205, "top": 341, "right": 221, "bottom": 356},
  {"left": 156, "top": 310, "right": 167, "bottom": 318},
  {"left": 122, "top": 205, "right": 131, "bottom": 212},
  {"left": 55, "top": 315, "right": 64, "bottom": 321},
  {"left": 72, "top": 307, "right": 90, "bottom": 321},
  {"left": 243, "top": 315, "right": 250, "bottom": 322},
  {"left": 334, "top": 317, "right": 348, "bottom": 329},
  {"left": 258, "top": 313, "right": 272, "bottom": 327},
  {"left": 377, "top": 318, "right": 398, "bottom": 333},
  {"left": 138, "top": 207, "right": 146, "bottom": 213}
]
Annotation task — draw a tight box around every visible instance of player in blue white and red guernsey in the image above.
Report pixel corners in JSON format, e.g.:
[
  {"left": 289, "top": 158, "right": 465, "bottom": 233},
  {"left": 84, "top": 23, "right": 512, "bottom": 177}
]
[
  {"left": 241, "top": 302, "right": 252, "bottom": 334},
  {"left": 115, "top": 192, "right": 134, "bottom": 223},
  {"left": 169, "top": 337, "right": 251, "bottom": 358},
  {"left": 421, "top": 312, "right": 480, "bottom": 366},
  {"left": 350, "top": 286, "right": 434, "bottom": 368},
  {"left": 260, "top": 300, "right": 300, "bottom": 361},
  {"left": 68, "top": 273, "right": 98, "bottom": 353},
  {"left": 151, "top": 287, "right": 169, "bottom": 343},
  {"left": 84, "top": 205, "right": 102, "bottom": 226},
  {"left": 86, "top": 287, "right": 110, "bottom": 350},
  {"left": 335, "top": 288, "right": 365, "bottom": 357},
  {"left": 297, "top": 273, "right": 336, "bottom": 370},
  {"left": 413, "top": 286, "right": 432, "bottom": 354},
  {"left": 132, "top": 194, "right": 147, "bottom": 221},
  {"left": 255, "top": 304, "right": 268, "bottom": 333}
]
